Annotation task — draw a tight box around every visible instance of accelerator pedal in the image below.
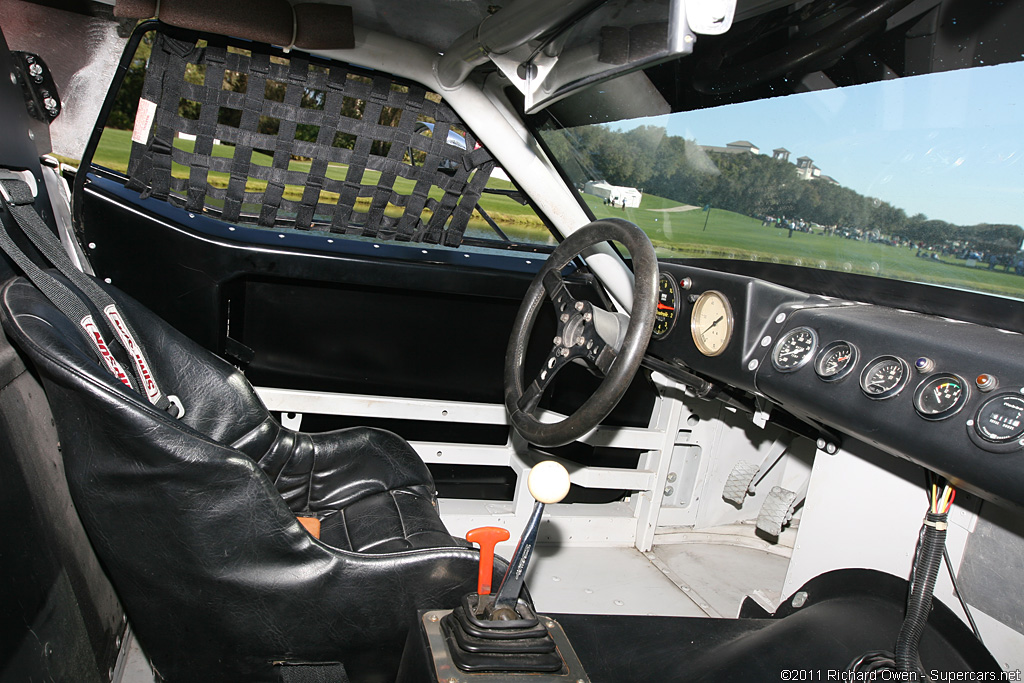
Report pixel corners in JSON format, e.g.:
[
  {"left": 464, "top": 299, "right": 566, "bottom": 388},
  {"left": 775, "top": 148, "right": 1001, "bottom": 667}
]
[{"left": 756, "top": 481, "right": 808, "bottom": 537}]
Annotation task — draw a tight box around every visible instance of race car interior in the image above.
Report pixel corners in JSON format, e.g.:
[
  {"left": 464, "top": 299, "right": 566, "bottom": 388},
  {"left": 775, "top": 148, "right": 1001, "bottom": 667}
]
[{"left": 2, "top": 0, "right": 1024, "bottom": 681}]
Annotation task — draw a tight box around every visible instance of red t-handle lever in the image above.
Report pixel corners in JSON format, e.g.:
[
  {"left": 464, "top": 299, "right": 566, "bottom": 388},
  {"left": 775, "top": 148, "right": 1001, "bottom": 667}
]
[{"left": 466, "top": 526, "right": 510, "bottom": 595}]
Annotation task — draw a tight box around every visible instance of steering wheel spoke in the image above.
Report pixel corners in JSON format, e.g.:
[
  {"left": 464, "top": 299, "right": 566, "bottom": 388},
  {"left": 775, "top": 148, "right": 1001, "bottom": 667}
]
[
  {"left": 593, "top": 343, "right": 618, "bottom": 375},
  {"left": 542, "top": 269, "right": 576, "bottom": 311},
  {"left": 517, "top": 346, "right": 573, "bottom": 412}
]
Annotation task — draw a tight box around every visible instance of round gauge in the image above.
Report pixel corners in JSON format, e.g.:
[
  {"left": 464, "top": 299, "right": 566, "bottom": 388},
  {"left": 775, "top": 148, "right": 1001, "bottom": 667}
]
[
  {"left": 859, "top": 355, "right": 910, "bottom": 399},
  {"left": 652, "top": 272, "right": 680, "bottom": 340},
  {"left": 914, "top": 373, "right": 969, "bottom": 421},
  {"left": 815, "top": 341, "right": 859, "bottom": 382},
  {"left": 772, "top": 327, "right": 818, "bottom": 372},
  {"left": 973, "top": 393, "right": 1024, "bottom": 443},
  {"left": 690, "top": 291, "right": 734, "bottom": 357}
]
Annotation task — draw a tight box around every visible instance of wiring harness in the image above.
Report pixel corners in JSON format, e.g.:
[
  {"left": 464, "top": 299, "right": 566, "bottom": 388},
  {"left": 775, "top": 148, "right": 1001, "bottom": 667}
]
[{"left": 847, "top": 478, "right": 965, "bottom": 680}]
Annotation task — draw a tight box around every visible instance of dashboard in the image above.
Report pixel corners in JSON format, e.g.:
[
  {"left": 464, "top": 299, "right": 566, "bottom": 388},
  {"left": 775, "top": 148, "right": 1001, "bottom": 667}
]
[{"left": 645, "top": 263, "right": 1024, "bottom": 508}]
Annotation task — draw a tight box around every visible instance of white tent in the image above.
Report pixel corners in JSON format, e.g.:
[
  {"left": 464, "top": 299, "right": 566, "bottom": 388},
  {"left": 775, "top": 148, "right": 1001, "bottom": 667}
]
[{"left": 583, "top": 181, "right": 642, "bottom": 208}]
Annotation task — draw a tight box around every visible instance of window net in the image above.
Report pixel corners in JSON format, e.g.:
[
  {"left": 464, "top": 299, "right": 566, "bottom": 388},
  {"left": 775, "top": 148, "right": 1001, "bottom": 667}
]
[{"left": 125, "top": 28, "right": 495, "bottom": 247}]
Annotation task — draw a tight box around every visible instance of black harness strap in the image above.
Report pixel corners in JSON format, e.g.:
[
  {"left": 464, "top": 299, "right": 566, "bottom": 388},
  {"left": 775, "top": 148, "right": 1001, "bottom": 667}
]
[{"left": 0, "top": 177, "right": 182, "bottom": 417}]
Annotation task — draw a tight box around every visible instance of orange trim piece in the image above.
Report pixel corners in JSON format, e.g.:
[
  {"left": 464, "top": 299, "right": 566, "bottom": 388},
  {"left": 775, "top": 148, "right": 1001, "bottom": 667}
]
[{"left": 297, "top": 516, "right": 321, "bottom": 539}]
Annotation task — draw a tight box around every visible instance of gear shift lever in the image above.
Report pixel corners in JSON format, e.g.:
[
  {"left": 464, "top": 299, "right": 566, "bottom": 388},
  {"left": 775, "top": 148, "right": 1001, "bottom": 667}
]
[{"left": 489, "top": 460, "right": 571, "bottom": 620}]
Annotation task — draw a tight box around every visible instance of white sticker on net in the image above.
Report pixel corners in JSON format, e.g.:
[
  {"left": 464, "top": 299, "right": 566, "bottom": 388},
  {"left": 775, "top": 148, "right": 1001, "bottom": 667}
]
[{"left": 131, "top": 99, "right": 158, "bottom": 144}]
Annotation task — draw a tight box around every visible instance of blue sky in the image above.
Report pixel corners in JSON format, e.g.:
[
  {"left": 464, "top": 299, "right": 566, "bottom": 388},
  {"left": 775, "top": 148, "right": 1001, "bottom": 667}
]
[{"left": 620, "top": 61, "right": 1024, "bottom": 227}]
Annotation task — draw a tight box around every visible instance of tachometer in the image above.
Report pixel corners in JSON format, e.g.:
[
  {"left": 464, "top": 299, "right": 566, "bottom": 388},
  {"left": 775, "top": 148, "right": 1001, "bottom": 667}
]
[
  {"left": 914, "top": 373, "right": 969, "bottom": 421},
  {"left": 814, "top": 341, "right": 858, "bottom": 382},
  {"left": 860, "top": 355, "right": 910, "bottom": 399},
  {"left": 652, "top": 272, "right": 679, "bottom": 340},
  {"left": 690, "top": 291, "right": 733, "bottom": 357},
  {"left": 771, "top": 327, "right": 818, "bottom": 372}
]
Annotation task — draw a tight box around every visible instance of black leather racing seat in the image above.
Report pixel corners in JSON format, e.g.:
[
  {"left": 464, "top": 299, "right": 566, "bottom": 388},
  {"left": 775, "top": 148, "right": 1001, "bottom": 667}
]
[{"left": 0, "top": 275, "right": 494, "bottom": 682}]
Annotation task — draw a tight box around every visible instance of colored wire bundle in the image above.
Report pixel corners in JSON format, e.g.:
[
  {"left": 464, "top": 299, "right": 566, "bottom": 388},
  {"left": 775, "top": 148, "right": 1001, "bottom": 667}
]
[{"left": 930, "top": 475, "right": 956, "bottom": 515}]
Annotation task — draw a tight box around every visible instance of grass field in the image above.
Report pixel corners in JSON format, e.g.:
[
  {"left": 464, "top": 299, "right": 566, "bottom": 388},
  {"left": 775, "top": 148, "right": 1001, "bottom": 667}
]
[
  {"left": 585, "top": 193, "right": 1024, "bottom": 299},
  {"left": 87, "top": 128, "right": 1024, "bottom": 298}
]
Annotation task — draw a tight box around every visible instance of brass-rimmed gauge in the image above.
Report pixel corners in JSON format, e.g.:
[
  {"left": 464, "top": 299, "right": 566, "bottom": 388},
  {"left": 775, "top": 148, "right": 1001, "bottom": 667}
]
[
  {"left": 652, "top": 272, "right": 679, "bottom": 340},
  {"left": 690, "top": 291, "right": 733, "bottom": 357}
]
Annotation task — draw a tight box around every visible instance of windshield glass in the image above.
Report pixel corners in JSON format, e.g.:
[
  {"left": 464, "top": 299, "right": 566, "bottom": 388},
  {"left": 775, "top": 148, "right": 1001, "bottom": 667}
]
[{"left": 538, "top": 61, "right": 1024, "bottom": 300}]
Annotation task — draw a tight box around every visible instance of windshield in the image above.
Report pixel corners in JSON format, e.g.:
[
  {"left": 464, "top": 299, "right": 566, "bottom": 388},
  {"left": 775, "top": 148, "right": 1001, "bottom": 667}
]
[{"left": 538, "top": 61, "right": 1024, "bottom": 300}]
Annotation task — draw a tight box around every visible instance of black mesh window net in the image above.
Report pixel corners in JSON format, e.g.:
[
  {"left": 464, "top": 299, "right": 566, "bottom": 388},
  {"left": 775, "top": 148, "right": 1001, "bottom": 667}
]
[{"left": 125, "top": 28, "right": 496, "bottom": 247}]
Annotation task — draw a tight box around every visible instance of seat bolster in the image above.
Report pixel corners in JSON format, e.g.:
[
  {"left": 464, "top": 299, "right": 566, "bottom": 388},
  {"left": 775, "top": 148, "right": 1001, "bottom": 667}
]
[
  {"left": 232, "top": 417, "right": 316, "bottom": 512},
  {"left": 306, "top": 426, "right": 438, "bottom": 511}
]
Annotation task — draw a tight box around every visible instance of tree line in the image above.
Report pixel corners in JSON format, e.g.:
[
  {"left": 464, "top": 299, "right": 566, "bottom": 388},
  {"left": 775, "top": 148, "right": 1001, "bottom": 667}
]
[{"left": 542, "top": 124, "right": 1023, "bottom": 254}]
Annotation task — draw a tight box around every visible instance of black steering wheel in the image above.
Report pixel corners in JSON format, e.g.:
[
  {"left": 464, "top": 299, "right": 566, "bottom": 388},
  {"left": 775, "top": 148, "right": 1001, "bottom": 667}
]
[{"left": 504, "top": 218, "right": 659, "bottom": 448}]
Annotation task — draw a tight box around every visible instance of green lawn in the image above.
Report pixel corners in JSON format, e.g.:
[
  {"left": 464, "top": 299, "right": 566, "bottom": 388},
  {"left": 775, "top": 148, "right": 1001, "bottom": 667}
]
[
  {"left": 584, "top": 194, "right": 1024, "bottom": 299},
  {"left": 86, "top": 128, "right": 1024, "bottom": 298}
]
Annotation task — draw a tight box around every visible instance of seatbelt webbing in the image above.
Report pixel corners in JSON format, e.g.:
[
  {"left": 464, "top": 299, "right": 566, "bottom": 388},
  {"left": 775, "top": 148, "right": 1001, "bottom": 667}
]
[{"left": 0, "top": 177, "right": 181, "bottom": 417}]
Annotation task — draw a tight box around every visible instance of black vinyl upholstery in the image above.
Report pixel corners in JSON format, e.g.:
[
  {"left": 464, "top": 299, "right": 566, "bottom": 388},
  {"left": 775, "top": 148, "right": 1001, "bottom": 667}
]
[{"left": 0, "top": 275, "right": 497, "bottom": 682}]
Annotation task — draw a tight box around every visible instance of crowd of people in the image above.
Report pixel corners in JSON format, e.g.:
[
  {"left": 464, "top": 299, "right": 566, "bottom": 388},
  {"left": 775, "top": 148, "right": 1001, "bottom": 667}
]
[{"left": 759, "top": 215, "right": 1024, "bottom": 274}]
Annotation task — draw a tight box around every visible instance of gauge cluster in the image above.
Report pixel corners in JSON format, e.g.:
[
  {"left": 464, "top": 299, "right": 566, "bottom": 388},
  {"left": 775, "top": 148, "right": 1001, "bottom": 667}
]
[{"left": 646, "top": 263, "right": 1024, "bottom": 507}]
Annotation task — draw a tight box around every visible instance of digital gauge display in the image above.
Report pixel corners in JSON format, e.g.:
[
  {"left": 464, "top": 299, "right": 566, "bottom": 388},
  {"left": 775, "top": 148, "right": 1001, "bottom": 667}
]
[
  {"left": 860, "top": 355, "right": 910, "bottom": 400},
  {"left": 914, "top": 373, "right": 969, "bottom": 421},
  {"left": 652, "top": 272, "right": 679, "bottom": 340}
]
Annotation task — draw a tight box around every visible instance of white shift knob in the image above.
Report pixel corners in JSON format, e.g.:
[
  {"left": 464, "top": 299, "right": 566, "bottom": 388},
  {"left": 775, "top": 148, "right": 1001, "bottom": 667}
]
[{"left": 528, "top": 461, "right": 571, "bottom": 504}]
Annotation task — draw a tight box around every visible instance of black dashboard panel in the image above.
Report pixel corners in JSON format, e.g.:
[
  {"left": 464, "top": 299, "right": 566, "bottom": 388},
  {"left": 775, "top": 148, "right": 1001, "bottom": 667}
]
[
  {"left": 647, "top": 266, "right": 827, "bottom": 394},
  {"left": 647, "top": 263, "right": 1024, "bottom": 508}
]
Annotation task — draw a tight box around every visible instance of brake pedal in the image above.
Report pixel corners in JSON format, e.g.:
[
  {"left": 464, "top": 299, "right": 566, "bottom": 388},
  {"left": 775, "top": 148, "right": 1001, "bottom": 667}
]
[{"left": 723, "top": 460, "right": 760, "bottom": 505}]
